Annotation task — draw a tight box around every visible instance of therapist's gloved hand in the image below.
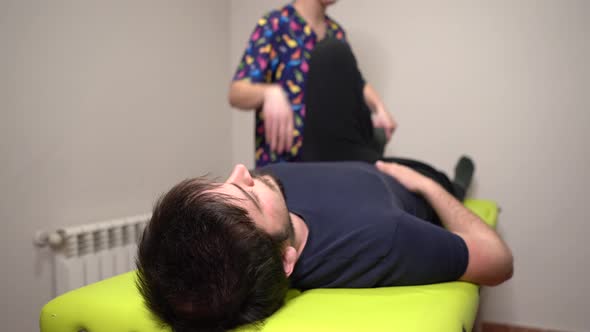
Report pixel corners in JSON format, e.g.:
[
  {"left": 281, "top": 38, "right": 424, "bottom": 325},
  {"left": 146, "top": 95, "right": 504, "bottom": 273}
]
[{"left": 263, "top": 85, "right": 294, "bottom": 155}]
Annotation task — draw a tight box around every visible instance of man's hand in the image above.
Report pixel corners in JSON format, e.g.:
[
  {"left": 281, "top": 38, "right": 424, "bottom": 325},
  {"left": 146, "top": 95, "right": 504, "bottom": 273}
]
[
  {"left": 263, "top": 85, "right": 294, "bottom": 154},
  {"left": 375, "top": 161, "right": 432, "bottom": 194},
  {"left": 371, "top": 107, "right": 397, "bottom": 142}
]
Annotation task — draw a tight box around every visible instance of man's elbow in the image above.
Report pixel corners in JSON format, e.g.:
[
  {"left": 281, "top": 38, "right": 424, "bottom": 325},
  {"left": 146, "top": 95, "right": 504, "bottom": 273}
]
[
  {"left": 484, "top": 249, "right": 514, "bottom": 286},
  {"left": 496, "top": 250, "right": 514, "bottom": 285},
  {"left": 462, "top": 235, "right": 514, "bottom": 286}
]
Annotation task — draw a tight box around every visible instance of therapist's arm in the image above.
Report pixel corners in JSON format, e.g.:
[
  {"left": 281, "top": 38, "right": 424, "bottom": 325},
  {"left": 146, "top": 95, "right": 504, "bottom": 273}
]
[
  {"left": 229, "top": 80, "right": 275, "bottom": 110},
  {"left": 228, "top": 81, "right": 294, "bottom": 154},
  {"left": 363, "top": 83, "right": 397, "bottom": 141}
]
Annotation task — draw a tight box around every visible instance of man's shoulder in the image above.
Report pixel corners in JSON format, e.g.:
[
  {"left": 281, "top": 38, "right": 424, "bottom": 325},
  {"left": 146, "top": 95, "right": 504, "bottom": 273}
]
[
  {"left": 263, "top": 162, "right": 392, "bottom": 198},
  {"left": 263, "top": 161, "right": 377, "bottom": 175}
]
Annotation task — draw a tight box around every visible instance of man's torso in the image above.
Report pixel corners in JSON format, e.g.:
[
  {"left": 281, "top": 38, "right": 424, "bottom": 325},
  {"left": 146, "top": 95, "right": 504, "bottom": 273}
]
[{"left": 262, "top": 162, "right": 437, "bottom": 289}]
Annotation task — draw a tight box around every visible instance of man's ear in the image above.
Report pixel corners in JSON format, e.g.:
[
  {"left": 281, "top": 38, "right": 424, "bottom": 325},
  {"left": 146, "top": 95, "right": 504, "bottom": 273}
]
[{"left": 282, "top": 246, "right": 297, "bottom": 277}]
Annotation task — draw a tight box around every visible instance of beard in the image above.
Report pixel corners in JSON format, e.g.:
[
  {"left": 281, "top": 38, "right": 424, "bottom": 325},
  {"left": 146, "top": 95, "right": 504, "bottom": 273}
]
[{"left": 250, "top": 169, "right": 295, "bottom": 245}]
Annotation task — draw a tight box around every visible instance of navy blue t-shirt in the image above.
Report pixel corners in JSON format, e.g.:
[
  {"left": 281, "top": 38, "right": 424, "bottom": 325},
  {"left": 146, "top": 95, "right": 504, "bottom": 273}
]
[{"left": 262, "top": 162, "right": 468, "bottom": 289}]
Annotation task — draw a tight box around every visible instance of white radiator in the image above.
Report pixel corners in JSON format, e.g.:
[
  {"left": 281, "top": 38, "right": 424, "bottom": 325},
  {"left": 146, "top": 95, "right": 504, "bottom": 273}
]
[{"left": 34, "top": 213, "right": 151, "bottom": 297}]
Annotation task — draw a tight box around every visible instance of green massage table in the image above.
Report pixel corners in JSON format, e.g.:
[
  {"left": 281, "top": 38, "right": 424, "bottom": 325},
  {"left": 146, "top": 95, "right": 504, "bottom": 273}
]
[{"left": 40, "top": 199, "right": 498, "bottom": 332}]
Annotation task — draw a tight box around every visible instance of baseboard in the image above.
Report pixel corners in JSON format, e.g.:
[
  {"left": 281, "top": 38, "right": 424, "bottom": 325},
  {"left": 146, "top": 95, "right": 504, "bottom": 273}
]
[{"left": 480, "top": 321, "right": 568, "bottom": 332}]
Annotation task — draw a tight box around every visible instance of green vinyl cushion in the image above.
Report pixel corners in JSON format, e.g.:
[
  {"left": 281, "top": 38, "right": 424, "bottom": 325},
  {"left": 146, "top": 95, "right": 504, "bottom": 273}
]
[{"left": 40, "top": 199, "right": 498, "bottom": 332}]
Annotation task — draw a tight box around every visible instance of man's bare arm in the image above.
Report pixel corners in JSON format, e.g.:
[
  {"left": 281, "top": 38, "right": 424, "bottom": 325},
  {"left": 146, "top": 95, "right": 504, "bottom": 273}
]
[
  {"left": 421, "top": 179, "right": 514, "bottom": 285},
  {"left": 375, "top": 161, "right": 514, "bottom": 286}
]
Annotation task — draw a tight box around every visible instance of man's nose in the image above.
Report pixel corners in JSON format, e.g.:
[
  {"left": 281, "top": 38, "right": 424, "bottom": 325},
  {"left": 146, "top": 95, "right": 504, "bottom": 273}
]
[{"left": 226, "top": 164, "right": 255, "bottom": 186}]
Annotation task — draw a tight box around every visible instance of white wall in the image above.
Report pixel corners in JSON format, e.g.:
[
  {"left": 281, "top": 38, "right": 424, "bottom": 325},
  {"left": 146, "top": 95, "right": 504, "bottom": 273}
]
[
  {"left": 229, "top": 0, "right": 263, "bottom": 168},
  {"left": 0, "top": 1, "right": 231, "bottom": 331},
  {"left": 230, "top": 1, "right": 590, "bottom": 331}
]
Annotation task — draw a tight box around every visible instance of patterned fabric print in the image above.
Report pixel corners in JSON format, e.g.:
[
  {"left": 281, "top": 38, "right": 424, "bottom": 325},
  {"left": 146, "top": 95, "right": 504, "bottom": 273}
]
[{"left": 233, "top": 3, "right": 347, "bottom": 168}]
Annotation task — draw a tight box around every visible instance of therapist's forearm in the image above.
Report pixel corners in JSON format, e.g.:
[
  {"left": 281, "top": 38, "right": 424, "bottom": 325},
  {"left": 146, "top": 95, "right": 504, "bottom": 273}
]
[
  {"left": 363, "top": 83, "right": 386, "bottom": 113},
  {"left": 229, "top": 80, "right": 278, "bottom": 110}
]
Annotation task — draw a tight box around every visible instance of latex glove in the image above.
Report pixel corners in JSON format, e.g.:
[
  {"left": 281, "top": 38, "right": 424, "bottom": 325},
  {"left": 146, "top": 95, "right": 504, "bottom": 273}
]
[{"left": 263, "top": 85, "right": 294, "bottom": 154}]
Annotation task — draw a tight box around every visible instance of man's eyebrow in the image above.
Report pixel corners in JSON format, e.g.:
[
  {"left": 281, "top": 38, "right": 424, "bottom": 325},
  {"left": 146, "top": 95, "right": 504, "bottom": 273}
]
[
  {"left": 230, "top": 183, "right": 262, "bottom": 212},
  {"left": 256, "top": 174, "right": 285, "bottom": 196},
  {"left": 258, "top": 175, "right": 279, "bottom": 193}
]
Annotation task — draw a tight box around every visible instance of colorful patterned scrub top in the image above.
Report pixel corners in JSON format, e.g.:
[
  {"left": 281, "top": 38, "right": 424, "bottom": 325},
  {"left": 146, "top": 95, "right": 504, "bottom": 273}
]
[{"left": 233, "top": 3, "right": 347, "bottom": 168}]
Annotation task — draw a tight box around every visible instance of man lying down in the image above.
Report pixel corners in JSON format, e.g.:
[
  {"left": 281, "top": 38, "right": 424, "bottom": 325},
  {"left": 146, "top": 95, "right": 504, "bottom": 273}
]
[{"left": 136, "top": 160, "right": 513, "bottom": 332}]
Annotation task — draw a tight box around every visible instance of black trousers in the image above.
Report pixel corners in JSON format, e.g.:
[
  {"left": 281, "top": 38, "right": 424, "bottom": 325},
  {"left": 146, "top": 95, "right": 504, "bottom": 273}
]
[{"left": 301, "top": 37, "right": 463, "bottom": 201}]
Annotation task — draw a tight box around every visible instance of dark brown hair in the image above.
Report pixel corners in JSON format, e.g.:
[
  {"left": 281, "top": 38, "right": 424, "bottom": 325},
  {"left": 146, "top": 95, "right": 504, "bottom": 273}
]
[{"left": 136, "top": 178, "right": 289, "bottom": 332}]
